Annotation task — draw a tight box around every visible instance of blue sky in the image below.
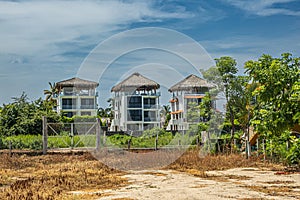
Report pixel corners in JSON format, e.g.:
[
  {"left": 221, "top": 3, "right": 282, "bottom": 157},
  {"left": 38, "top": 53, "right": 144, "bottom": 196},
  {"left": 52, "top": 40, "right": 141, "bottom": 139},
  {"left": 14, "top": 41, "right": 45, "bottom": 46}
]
[{"left": 0, "top": 0, "right": 299, "bottom": 107}]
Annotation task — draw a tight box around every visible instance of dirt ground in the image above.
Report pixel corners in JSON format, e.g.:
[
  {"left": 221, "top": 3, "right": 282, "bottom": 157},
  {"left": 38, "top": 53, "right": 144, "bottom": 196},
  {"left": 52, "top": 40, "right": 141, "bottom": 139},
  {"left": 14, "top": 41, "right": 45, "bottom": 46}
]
[
  {"left": 1, "top": 152, "right": 300, "bottom": 200},
  {"left": 70, "top": 168, "right": 300, "bottom": 200}
]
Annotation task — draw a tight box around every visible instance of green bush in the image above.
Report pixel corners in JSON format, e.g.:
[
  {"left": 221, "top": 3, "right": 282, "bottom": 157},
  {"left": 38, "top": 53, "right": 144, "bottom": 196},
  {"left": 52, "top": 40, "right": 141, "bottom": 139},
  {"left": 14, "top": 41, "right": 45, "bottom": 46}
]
[
  {"left": 2, "top": 135, "right": 42, "bottom": 150},
  {"left": 286, "top": 137, "right": 300, "bottom": 165}
]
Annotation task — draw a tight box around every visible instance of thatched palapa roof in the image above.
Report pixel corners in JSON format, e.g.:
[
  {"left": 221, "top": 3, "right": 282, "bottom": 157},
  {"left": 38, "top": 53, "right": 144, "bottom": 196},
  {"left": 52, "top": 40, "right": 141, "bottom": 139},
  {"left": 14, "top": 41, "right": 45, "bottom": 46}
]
[
  {"left": 56, "top": 77, "right": 99, "bottom": 88},
  {"left": 111, "top": 72, "right": 160, "bottom": 92},
  {"left": 169, "top": 74, "right": 215, "bottom": 92}
]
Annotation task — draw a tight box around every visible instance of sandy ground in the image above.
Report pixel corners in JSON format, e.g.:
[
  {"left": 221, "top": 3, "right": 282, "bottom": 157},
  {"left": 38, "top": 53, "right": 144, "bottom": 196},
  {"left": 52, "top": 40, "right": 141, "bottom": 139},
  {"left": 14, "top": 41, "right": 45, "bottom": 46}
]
[{"left": 77, "top": 167, "right": 300, "bottom": 200}]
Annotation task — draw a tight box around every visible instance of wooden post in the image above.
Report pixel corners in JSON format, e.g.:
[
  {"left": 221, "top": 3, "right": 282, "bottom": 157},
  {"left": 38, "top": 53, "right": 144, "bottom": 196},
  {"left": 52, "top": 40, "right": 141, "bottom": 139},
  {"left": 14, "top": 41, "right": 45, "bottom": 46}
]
[
  {"left": 42, "top": 116, "right": 48, "bottom": 155},
  {"left": 155, "top": 138, "right": 158, "bottom": 151},
  {"left": 96, "top": 118, "right": 101, "bottom": 151},
  {"left": 256, "top": 138, "right": 259, "bottom": 157}
]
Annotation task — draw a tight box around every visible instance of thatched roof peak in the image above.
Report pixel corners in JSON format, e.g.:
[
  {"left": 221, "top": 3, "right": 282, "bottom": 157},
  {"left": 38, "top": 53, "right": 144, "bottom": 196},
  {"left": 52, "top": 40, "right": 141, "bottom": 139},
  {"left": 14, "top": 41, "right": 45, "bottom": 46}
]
[
  {"left": 111, "top": 72, "right": 160, "bottom": 92},
  {"left": 169, "top": 74, "right": 215, "bottom": 92},
  {"left": 56, "top": 77, "right": 99, "bottom": 88}
]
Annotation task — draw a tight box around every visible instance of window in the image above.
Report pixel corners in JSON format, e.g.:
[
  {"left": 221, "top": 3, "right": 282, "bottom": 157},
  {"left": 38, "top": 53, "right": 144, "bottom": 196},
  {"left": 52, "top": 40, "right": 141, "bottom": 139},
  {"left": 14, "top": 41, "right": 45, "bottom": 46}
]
[
  {"left": 144, "top": 98, "right": 156, "bottom": 109},
  {"left": 62, "top": 98, "right": 76, "bottom": 109},
  {"left": 127, "top": 110, "right": 142, "bottom": 121},
  {"left": 128, "top": 96, "right": 142, "bottom": 108},
  {"left": 144, "top": 111, "right": 157, "bottom": 122},
  {"left": 81, "top": 98, "right": 95, "bottom": 109}
]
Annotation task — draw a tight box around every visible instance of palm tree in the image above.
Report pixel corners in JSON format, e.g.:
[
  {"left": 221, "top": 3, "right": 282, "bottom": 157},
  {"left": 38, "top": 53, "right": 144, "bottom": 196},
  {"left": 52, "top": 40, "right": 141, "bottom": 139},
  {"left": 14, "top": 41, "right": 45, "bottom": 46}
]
[
  {"left": 43, "top": 82, "right": 59, "bottom": 103},
  {"left": 160, "top": 105, "right": 171, "bottom": 129}
]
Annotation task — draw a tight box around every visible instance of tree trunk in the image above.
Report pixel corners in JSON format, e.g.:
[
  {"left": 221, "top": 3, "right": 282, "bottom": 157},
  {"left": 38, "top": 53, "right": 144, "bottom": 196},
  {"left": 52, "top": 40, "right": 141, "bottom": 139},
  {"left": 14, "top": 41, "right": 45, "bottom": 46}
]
[{"left": 230, "top": 106, "right": 235, "bottom": 153}]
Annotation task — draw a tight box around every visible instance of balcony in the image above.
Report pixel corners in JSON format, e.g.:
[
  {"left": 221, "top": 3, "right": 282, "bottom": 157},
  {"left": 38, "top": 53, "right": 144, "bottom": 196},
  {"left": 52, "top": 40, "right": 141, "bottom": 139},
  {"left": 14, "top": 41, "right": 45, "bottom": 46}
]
[
  {"left": 128, "top": 103, "right": 142, "bottom": 108},
  {"left": 80, "top": 105, "right": 96, "bottom": 109},
  {"left": 60, "top": 89, "right": 97, "bottom": 96},
  {"left": 144, "top": 117, "right": 158, "bottom": 122},
  {"left": 143, "top": 104, "right": 158, "bottom": 109},
  {"left": 62, "top": 105, "right": 77, "bottom": 109}
]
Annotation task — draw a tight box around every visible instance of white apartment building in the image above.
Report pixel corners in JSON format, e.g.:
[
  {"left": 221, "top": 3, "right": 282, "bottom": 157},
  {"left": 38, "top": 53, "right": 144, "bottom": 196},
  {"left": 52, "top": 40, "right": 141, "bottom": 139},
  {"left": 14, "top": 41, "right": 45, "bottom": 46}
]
[
  {"left": 110, "top": 73, "right": 161, "bottom": 134},
  {"left": 167, "top": 74, "right": 215, "bottom": 131},
  {"left": 56, "top": 77, "right": 99, "bottom": 117}
]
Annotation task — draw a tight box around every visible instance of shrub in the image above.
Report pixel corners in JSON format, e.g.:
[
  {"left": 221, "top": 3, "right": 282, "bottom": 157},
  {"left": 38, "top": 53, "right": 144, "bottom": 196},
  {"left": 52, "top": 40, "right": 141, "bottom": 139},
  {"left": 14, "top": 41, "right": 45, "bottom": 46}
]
[{"left": 2, "top": 135, "right": 42, "bottom": 150}]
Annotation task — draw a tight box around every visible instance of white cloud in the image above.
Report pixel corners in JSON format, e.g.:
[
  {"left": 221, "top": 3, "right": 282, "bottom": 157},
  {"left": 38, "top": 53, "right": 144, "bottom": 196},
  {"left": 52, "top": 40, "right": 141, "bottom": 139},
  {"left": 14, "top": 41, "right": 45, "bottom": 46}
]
[
  {"left": 223, "top": 0, "right": 300, "bottom": 16},
  {"left": 0, "top": 0, "right": 192, "bottom": 56},
  {"left": 0, "top": 0, "right": 195, "bottom": 103}
]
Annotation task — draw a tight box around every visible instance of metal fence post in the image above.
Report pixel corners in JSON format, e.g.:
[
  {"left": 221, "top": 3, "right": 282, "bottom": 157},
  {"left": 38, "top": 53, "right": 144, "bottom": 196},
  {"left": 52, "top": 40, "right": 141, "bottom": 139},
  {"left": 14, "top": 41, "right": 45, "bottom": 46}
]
[
  {"left": 42, "top": 116, "right": 48, "bottom": 155},
  {"left": 70, "top": 123, "right": 74, "bottom": 149},
  {"left": 96, "top": 118, "right": 101, "bottom": 151},
  {"left": 9, "top": 140, "right": 12, "bottom": 157}
]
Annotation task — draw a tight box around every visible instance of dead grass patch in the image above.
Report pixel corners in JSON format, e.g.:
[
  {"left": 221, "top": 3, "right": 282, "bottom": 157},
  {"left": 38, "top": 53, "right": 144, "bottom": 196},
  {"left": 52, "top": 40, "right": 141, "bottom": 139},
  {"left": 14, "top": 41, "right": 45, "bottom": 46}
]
[
  {"left": 166, "top": 150, "right": 274, "bottom": 172},
  {"left": 225, "top": 174, "right": 251, "bottom": 180},
  {"left": 245, "top": 185, "right": 299, "bottom": 197},
  {"left": 263, "top": 180, "right": 295, "bottom": 184},
  {"left": 190, "top": 184, "right": 208, "bottom": 188},
  {"left": 0, "top": 153, "right": 128, "bottom": 200},
  {"left": 141, "top": 171, "right": 167, "bottom": 176}
]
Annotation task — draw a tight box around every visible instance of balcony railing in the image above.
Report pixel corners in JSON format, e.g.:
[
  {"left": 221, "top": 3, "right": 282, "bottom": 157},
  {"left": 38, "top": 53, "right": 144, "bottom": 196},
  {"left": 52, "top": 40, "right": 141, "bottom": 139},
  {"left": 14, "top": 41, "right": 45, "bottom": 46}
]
[
  {"left": 80, "top": 105, "right": 96, "bottom": 109},
  {"left": 62, "top": 105, "right": 77, "bottom": 109},
  {"left": 144, "top": 117, "right": 158, "bottom": 122},
  {"left": 143, "top": 104, "right": 158, "bottom": 109},
  {"left": 60, "top": 91, "right": 97, "bottom": 96}
]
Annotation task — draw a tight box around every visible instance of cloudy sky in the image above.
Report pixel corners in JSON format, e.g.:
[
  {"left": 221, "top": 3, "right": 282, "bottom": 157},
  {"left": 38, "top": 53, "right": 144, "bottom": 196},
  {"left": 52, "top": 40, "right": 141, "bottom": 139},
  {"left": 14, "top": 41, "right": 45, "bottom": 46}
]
[{"left": 1, "top": 0, "right": 299, "bottom": 106}]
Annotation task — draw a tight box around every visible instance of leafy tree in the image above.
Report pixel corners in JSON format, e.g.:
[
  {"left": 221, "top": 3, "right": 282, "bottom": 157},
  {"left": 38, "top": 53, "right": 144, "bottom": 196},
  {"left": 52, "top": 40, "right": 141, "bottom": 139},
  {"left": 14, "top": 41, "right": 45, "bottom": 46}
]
[
  {"left": 0, "top": 93, "right": 60, "bottom": 136},
  {"left": 245, "top": 53, "right": 300, "bottom": 135},
  {"left": 202, "top": 57, "right": 238, "bottom": 149}
]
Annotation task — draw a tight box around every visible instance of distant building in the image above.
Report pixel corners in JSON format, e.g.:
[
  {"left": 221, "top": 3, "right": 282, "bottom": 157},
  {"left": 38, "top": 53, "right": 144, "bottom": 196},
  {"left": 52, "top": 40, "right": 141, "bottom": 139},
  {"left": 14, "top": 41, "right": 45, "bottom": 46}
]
[
  {"left": 110, "top": 73, "right": 161, "bottom": 134},
  {"left": 167, "top": 74, "right": 215, "bottom": 131},
  {"left": 56, "top": 77, "right": 99, "bottom": 117}
]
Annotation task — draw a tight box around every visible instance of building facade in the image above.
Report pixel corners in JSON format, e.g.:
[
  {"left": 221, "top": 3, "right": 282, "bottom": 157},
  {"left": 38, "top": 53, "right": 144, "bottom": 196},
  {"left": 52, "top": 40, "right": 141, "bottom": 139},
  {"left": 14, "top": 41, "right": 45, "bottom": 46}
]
[
  {"left": 56, "top": 77, "right": 99, "bottom": 117},
  {"left": 110, "top": 73, "right": 161, "bottom": 134},
  {"left": 167, "top": 74, "right": 215, "bottom": 131}
]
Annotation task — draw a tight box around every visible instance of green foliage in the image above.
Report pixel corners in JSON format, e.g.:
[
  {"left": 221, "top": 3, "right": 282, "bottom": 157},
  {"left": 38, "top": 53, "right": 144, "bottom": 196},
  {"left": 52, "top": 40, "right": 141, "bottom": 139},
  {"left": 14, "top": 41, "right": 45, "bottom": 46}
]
[
  {"left": 0, "top": 93, "right": 60, "bottom": 137},
  {"left": 47, "top": 135, "right": 96, "bottom": 148},
  {"left": 245, "top": 53, "right": 300, "bottom": 136},
  {"left": 286, "top": 137, "right": 300, "bottom": 165},
  {"left": 2, "top": 135, "right": 42, "bottom": 150}
]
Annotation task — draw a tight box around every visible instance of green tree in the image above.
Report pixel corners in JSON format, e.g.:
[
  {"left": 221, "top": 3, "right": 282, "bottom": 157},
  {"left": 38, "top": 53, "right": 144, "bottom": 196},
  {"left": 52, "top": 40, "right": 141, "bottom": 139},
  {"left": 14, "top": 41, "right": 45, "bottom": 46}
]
[
  {"left": 245, "top": 53, "right": 300, "bottom": 135},
  {"left": 0, "top": 93, "right": 60, "bottom": 136}
]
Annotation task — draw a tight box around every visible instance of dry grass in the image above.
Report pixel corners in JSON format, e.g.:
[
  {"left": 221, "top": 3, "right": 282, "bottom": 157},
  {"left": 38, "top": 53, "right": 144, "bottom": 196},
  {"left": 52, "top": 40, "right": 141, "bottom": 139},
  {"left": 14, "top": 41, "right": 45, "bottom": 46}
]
[
  {"left": 167, "top": 150, "right": 274, "bottom": 171},
  {"left": 245, "top": 185, "right": 299, "bottom": 197},
  {"left": 141, "top": 171, "right": 167, "bottom": 176},
  {"left": 0, "top": 149, "right": 291, "bottom": 200},
  {"left": 165, "top": 150, "right": 282, "bottom": 175},
  {"left": 0, "top": 153, "right": 127, "bottom": 200}
]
